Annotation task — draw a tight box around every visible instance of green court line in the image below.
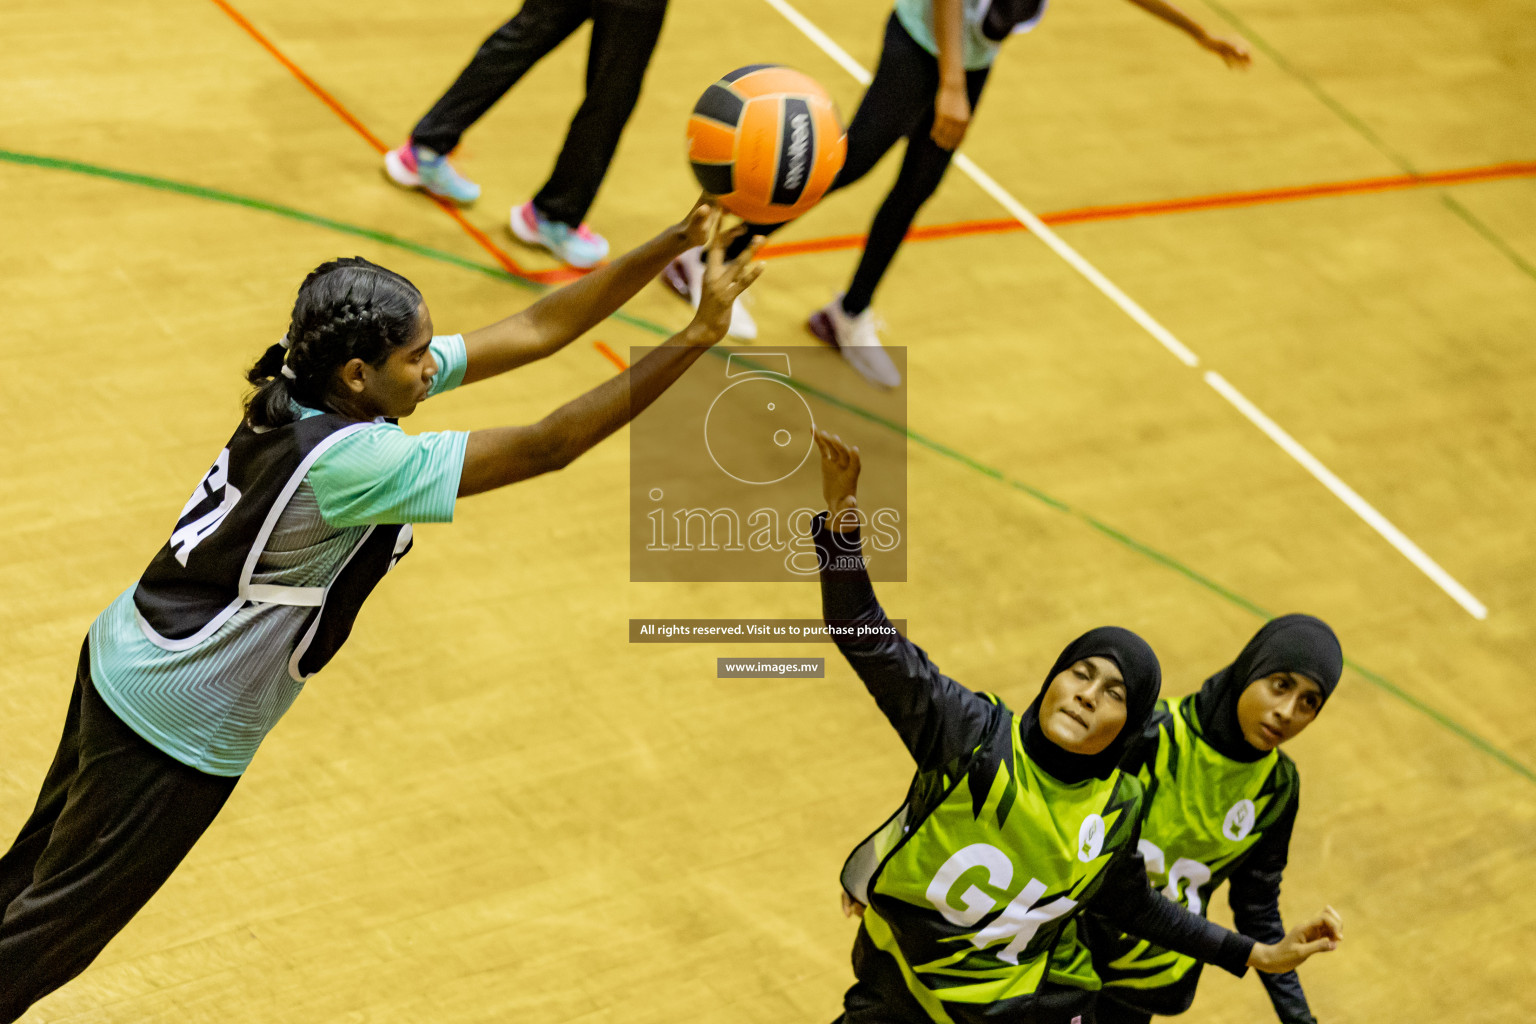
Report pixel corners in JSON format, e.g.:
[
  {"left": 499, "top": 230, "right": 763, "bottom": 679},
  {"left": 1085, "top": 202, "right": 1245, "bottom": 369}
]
[
  {"left": 1343, "top": 659, "right": 1536, "bottom": 784},
  {"left": 1441, "top": 194, "right": 1536, "bottom": 281},
  {"left": 0, "top": 149, "right": 546, "bottom": 295},
  {"left": 4, "top": 145, "right": 1529, "bottom": 784},
  {"left": 0, "top": 148, "right": 676, "bottom": 337},
  {"left": 1203, "top": 1, "right": 1536, "bottom": 285}
]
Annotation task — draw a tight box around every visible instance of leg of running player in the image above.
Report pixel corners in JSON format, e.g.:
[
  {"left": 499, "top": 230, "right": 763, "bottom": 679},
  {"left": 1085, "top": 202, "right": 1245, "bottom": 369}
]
[
  {"left": 385, "top": 0, "right": 589, "bottom": 208},
  {"left": 805, "top": 59, "right": 987, "bottom": 387},
  {"left": 411, "top": 0, "right": 590, "bottom": 152},
  {"left": 519, "top": 0, "right": 667, "bottom": 266}
]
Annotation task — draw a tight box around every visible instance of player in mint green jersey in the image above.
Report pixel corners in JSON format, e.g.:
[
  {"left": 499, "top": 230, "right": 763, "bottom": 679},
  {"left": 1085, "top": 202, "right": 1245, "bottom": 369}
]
[
  {"left": 1085, "top": 616, "right": 1344, "bottom": 1024},
  {"left": 0, "top": 203, "right": 761, "bottom": 1021},
  {"left": 808, "top": 431, "right": 1342, "bottom": 1024}
]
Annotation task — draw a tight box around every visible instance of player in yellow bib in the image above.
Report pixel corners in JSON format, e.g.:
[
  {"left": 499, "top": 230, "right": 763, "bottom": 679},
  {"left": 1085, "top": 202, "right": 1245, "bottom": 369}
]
[
  {"left": 808, "top": 431, "right": 1342, "bottom": 1024},
  {"left": 1084, "top": 616, "right": 1344, "bottom": 1024}
]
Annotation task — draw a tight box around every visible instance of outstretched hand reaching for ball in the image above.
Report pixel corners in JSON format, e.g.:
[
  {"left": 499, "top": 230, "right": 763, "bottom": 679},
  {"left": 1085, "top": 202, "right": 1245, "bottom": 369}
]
[
  {"left": 686, "top": 204, "right": 763, "bottom": 344},
  {"left": 815, "top": 428, "right": 861, "bottom": 533},
  {"left": 678, "top": 193, "right": 746, "bottom": 249}
]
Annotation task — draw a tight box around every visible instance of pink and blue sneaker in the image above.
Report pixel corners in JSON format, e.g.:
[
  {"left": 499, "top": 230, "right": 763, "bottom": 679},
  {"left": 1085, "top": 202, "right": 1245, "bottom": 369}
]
[
  {"left": 509, "top": 200, "right": 609, "bottom": 269},
  {"left": 383, "top": 142, "right": 481, "bottom": 205}
]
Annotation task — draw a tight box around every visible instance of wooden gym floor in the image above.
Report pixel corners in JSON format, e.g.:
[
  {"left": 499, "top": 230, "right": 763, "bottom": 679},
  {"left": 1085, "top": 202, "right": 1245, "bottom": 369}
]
[{"left": 1, "top": 0, "right": 1533, "bottom": 1020}]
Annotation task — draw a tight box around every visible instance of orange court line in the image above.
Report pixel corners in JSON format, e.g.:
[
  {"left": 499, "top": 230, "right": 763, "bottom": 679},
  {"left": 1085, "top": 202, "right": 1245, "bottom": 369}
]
[
  {"left": 207, "top": 0, "right": 583, "bottom": 287},
  {"left": 592, "top": 340, "right": 629, "bottom": 371},
  {"left": 757, "top": 161, "right": 1536, "bottom": 260}
]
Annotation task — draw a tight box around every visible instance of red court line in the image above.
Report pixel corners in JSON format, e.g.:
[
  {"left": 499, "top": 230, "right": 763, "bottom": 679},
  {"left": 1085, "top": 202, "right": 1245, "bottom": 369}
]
[
  {"left": 207, "top": 0, "right": 583, "bottom": 287},
  {"left": 758, "top": 161, "right": 1536, "bottom": 260},
  {"left": 593, "top": 340, "right": 628, "bottom": 370}
]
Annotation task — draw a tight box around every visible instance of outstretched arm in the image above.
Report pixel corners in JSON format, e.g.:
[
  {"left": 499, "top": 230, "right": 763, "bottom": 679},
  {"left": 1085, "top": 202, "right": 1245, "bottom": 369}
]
[
  {"left": 1094, "top": 828, "right": 1342, "bottom": 977},
  {"left": 814, "top": 429, "right": 997, "bottom": 770},
  {"left": 1122, "top": 0, "right": 1252, "bottom": 68},
  {"left": 456, "top": 210, "right": 763, "bottom": 494},
  {"left": 458, "top": 199, "right": 727, "bottom": 384}
]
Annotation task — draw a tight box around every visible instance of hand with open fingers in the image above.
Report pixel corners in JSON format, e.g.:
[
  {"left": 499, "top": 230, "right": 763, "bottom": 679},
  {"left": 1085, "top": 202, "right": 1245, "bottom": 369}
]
[
  {"left": 1201, "top": 33, "right": 1252, "bottom": 68},
  {"left": 930, "top": 84, "right": 971, "bottom": 151},
  {"left": 814, "top": 428, "right": 861, "bottom": 531},
  {"left": 1247, "top": 905, "right": 1344, "bottom": 973},
  {"left": 688, "top": 208, "right": 764, "bottom": 343},
  {"left": 679, "top": 195, "right": 747, "bottom": 250}
]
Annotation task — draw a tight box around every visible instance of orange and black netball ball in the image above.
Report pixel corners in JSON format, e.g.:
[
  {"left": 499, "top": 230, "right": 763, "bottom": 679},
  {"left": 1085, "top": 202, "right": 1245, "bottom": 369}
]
[{"left": 686, "top": 64, "right": 847, "bottom": 224}]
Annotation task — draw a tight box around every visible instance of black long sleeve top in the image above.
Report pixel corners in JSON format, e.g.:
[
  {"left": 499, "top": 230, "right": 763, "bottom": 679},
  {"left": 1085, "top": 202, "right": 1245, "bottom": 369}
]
[{"left": 1228, "top": 797, "right": 1315, "bottom": 1022}]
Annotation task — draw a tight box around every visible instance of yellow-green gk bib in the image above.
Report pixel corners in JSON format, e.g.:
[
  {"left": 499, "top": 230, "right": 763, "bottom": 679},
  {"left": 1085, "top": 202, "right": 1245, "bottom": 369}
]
[
  {"left": 843, "top": 702, "right": 1143, "bottom": 1020},
  {"left": 1099, "top": 696, "right": 1296, "bottom": 992}
]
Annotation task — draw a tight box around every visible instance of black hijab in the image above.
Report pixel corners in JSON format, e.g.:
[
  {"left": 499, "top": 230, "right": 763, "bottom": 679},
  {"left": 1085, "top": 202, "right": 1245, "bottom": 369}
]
[
  {"left": 1193, "top": 614, "right": 1343, "bottom": 762},
  {"left": 1021, "top": 627, "right": 1162, "bottom": 784}
]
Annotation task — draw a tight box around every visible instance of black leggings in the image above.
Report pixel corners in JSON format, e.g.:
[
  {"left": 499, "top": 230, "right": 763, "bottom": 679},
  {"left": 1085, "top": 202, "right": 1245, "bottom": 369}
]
[
  {"left": 412, "top": 0, "right": 668, "bottom": 226},
  {"left": 0, "top": 642, "right": 238, "bottom": 1022},
  {"left": 726, "top": 14, "right": 990, "bottom": 316}
]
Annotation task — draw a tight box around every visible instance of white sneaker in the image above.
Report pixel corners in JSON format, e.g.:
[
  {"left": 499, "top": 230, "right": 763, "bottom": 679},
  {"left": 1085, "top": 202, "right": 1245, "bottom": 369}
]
[
  {"left": 662, "top": 245, "right": 758, "bottom": 340},
  {"left": 807, "top": 297, "right": 902, "bottom": 389}
]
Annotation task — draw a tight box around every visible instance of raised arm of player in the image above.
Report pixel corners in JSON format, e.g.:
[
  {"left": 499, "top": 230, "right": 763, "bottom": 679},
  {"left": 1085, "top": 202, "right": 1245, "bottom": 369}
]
[
  {"left": 456, "top": 210, "right": 763, "bottom": 494},
  {"left": 812, "top": 428, "right": 999, "bottom": 772},
  {"left": 457, "top": 198, "right": 728, "bottom": 384},
  {"left": 1122, "top": 0, "right": 1252, "bottom": 68}
]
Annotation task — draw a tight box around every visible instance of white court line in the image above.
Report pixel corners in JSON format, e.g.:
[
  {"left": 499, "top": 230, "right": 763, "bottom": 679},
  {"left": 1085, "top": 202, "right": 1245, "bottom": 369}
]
[
  {"left": 1205, "top": 373, "right": 1487, "bottom": 619},
  {"left": 953, "top": 155, "right": 1200, "bottom": 366},
  {"left": 762, "top": 0, "right": 875, "bottom": 86},
  {"left": 761, "top": 0, "right": 1488, "bottom": 620}
]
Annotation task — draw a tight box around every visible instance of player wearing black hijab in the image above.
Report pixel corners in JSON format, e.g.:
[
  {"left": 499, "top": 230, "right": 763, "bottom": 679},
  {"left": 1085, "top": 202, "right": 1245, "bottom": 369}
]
[
  {"left": 1085, "top": 615, "right": 1345, "bottom": 1024},
  {"left": 809, "top": 431, "right": 1342, "bottom": 1023}
]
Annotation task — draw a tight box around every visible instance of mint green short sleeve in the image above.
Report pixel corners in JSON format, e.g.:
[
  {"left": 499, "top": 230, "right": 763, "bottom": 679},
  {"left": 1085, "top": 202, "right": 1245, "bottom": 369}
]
[
  {"left": 428, "top": 333, "right": 468, "bottom": 396},
  {"left": 307, "top": 425, "right": 469, "bottom": 527},
  {"left": 894, "top": 0, "right": 1005, "bottom": 71}
]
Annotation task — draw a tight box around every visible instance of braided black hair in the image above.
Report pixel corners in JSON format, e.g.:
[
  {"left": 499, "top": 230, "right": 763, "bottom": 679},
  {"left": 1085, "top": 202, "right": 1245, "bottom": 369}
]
[{"left": 246, "top": 257, "right": 424, "bottom": 429}]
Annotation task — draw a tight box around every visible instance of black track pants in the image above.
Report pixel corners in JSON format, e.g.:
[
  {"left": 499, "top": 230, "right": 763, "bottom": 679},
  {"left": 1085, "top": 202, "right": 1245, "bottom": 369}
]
[
  {"left": 725, "top": 14, "right": 990, "bottom": 316},
  {"left": 0, "top": 641, "right": 239, "bottom": 1022},
  {"left": 411, "top": 0, "right": 668, "bottom": 226}
]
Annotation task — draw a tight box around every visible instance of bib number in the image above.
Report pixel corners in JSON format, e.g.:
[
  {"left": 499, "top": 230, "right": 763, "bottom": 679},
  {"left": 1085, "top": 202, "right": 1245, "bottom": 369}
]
[
  {"left": 1137, "top": 839, "right": 1212, "bottom": 915},
  {"left": 170, "top": 448, "right": 242, "bottom": 566},
  {"left": 926, "top": 843, "right": 1079, "bottom": 964}
]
